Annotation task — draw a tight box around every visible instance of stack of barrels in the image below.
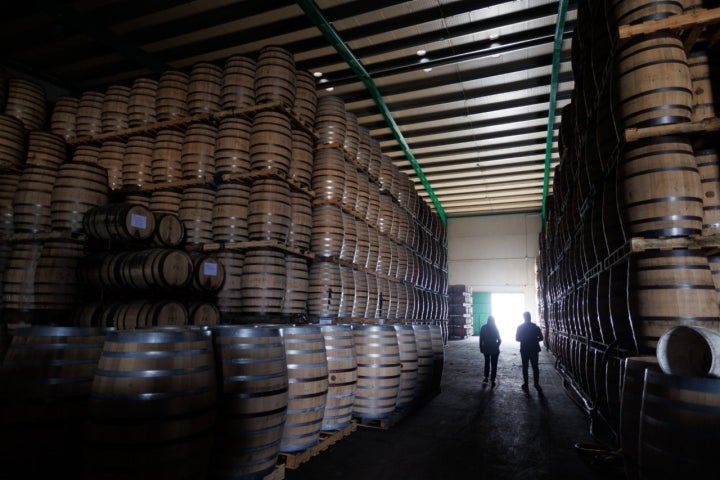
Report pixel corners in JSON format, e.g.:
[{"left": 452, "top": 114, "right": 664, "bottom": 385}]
[
  {"left": 0, "top": 76, "right": 111, "bottom": 326},
  {"left": 537, "top": 1, "right": 720, "bottom": 473},
  {"left": 0, "top": 320, "right": 445, "bottom": 479},
  {"left": 447, "top": 284, "right": 473, "bottom": 339},
  {"left": 45, "top": 44, "right": 447, "bottom": 329},
  {"left": 73, "top": 202, "right": 224, "bottom": 328}
]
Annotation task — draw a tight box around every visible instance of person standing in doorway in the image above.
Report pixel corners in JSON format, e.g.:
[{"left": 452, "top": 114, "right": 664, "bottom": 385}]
[
  {"left": 516, "top": 311, "right": 543, "bottom": 392},
  {"left": 479, "top": 315, "right": 501, "bottom": 388}
]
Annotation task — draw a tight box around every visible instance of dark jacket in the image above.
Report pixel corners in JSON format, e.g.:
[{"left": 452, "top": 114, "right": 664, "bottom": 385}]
[
  {"left": 479, "top": 322, "right": 501, "bottom": 356},
  {"left": 516, "top": 322, "right": 543, "bottom": 354}
]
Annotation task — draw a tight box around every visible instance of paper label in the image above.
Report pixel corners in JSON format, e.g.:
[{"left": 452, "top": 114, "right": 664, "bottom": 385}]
[
  {"left": 130, "top": 214, "right": 147, "bottom": 229},
  {"left": 203, "top": 262, "right": 218, "bottom": 276}
]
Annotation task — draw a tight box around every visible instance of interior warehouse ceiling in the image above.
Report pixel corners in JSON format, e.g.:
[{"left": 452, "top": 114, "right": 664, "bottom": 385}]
[{"left": 0, "top": 0, "right": 578, "bottom": 219}]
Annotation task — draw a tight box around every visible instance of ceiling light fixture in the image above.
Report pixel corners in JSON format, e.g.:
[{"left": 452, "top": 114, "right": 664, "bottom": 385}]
[
  {"left": 313, "top": 71, "right": 323, "bottom": 77},
  {"left": 416, "top": 49, "right": 426, "bottom": 56}
]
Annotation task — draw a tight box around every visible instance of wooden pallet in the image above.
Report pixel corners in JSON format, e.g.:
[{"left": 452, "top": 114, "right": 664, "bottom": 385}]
[
  {"left": 264, "top": 463, "right": 286, "bottom": 480},
  {"left": 278, "top": 421, "right": 357, "bottom": 470},
  {"left": 355, "top": 405, "right": 414, "bottom": 430}
]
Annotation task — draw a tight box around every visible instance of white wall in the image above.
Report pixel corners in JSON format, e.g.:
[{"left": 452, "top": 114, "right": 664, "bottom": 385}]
[{"left": 447, "top": 213, "right": 542, "bottom": 317}]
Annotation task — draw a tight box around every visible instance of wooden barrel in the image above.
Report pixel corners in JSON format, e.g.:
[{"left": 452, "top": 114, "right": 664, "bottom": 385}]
[
  {"left": 278, "top": 324, "right": 328, "bottom": 452},
  {"left": 181, "top": 122, "right": 217, "bottom": 180},
  {"left": 118, "top": 248, "right": 194, "bottom": 291},
  {"left": 688, "top": 50, "right": 717, "bottom": 122},
  {"left": 5, "top": 77, "right": 46, "bottom": 131},
  {"left": 312, "top": 147, "right": 346, "bottom": 202},
  {"left": 26, "top": 130, "right": 67, "bottom": 168},
  {"left": 342, "top": 157, "right": 359, "bottom": 209},
  {"left": 32, "top": 238, "right": 85, "bottom": 312},
  {"left": 320, "top": 324, "right": 357, "bottom": 430},
  {"left": 0, "top": 172, "right": 19, "bottom": 235},
  {"left": 2, "top": 243, "right": 42, "bottom": 313},
  {"left": 187, "top": 302, "right": 221, "bottom": 326},
  {"left": 292, "top": 70, "right": 317, "bottom": 125},
  {"left": 307, "top": 261, "right": 342, "bottom": 320},
  {"left": 0, "top": 326, "right": 107, "bottom": 479},
  {"left": 310, "top": 203, "right": 344, "bottom": 258},
  {"left": 619, "top": 354, "right": 662, "bottom": 480},
  {"left": 150, "top": 188, "right": 183, "bottom": 215},
  {"left": 616, "top": 33, "right": 692, "bottom": 128},
  {"left": 221, "top": 55, "right": 256, "bottom": 109},
  {"left": 412, "top": 324, "right": 434, "bottom": 397},
  {"left": 621, "top": 136, "right": 702, "bottom": 238},
  {"left": 366, "top": 185, "right": 381, "bottom": 227},
  {"left": 102, "top": 298, "right": 188, "bottom": 330},
  {"left": 255, "top": 45, "right": 296, "bottom": 106},
  {"left": 338, "top": 265, "right": 355, "bottom": 319},
  {"left": 85, "top": 327, "right": 216, "bottom": 480},
  {"left": 631, "top": 249, "right": 720, "bottom": 353},
  {"left": 0, "top": 113, "right": 27, "bottom": 171},
  {"left": 179, "top": 185, "right": 216, "bottom": 245},
  {"left": 286, "top": 190, "right": 312, "bottom": 250},
  {"left": 611, "top": 0, "right": 683, "bottom": 26},
  {"left": 354, "top": 171, "right": 371, "bottom": 215},
  {"left": 208, "top": 325, "right": 288, "bottom": 479},
  {"left": 339, "top": 210, "right": 357, "bottom": 263},
  {"left": 98, "top": 140, "right": 125, "bottom": 190},
  {"left": 127, "top": 77, "right": 158, "bottom": 127},
  {"left": 215, "top": 117, "right": 252, "bottom": 176},
  {"left": 314, "top": 95, "right": 346, "bottom": 146},
  {"left": 51, "top": 161, "right": 111, "bottom": 232},
  {"left": 240, "top": 248, "right": 286, "bottom": 315},
  {"left": 351, "top": 270, "right": 369, "bottom": 318},
  {"left": 13, "top": 165, "right": 57, "bottom": 233},
  {"left": 289, "top": 129, "right": 314, "bottom": 188},
  {"left": 189, "top": 252, "right": 225, "bottom": 293},
  {"left": 247, "top": 177, "right": 291, "bottom": 242},
  {"left": 282, "top": 253, "right": 309, "bottom": 316},
  {"left": 122, "top": 135, "right": 154, "bottom": 189},
  {"left": 368, "top": 138, "right": 383, "bottom": 181},
  {"left": 212, "top": 182, "right": 249, "bottom": 243},
  {"left": 351, "top": 324, "right": 401, "bottom": 420},
  {"left": 249, "top": 110, "right": 293, "bottom": 174},
  {"left": 100, "top": 84, "right": 130, "bottom": 133},
  {"left": 696, "top": 147, "right": 720, "bottom": 235},
  {"left": 83, "top": 202, "right": 156, "bottom": 241},
  {"left": 50, "top": 96, "right": 78, "bottom": 140},
  {"left": 365, "top": 273, "right": 379, "bottom": 319},
  {"left": 75, "top": 91, "right": 104, "bottom": 138},
  {"left": 656, "top": 324, "right": 720, "bottom": 377},
  {"left": 156, "top": 70, "right": 189, "bottom": 121},
  {"left": 152, "top": 212, "right": 184, "bottom": 247},
  {"left": 187, "top": 61, "right": 223, "bottom": 115},
  {"left": 344, "top": 110, "right": 360, "bottom": 160},
  {"left": 638, "top": 370, "right": 720, "bottom": 478},
  {"left": 215, "top": 251, "right": 244, "bottom": 321},
  {"left": 151, "top": 129, "right": 184, "bottom": 184},
  {"left": 353, "top": 219, "right": 371, "bottom": 269},
  {"left": 393, "top": 324, "right": 419, "bottom": 407}
]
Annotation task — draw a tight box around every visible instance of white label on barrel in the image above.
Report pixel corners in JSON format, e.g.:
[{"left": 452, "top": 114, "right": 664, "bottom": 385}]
[
  {"left": 130, "top": 214, "right": 147, "bottom": 229},
  {"left": 203, "top": 262, "right": 218, "bottom": 276}
]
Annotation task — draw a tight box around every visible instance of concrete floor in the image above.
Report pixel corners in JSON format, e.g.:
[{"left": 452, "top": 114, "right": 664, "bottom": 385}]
[{"left": 285, "top": 336, "right": 627, "bottom": 480}]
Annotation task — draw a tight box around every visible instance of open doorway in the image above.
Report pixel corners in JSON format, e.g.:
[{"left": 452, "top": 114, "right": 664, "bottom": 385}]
[{"left": 490, "top": 292, "right": 525, "bottom": 347}]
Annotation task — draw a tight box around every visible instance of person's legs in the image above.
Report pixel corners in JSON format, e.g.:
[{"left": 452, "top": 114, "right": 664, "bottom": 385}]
[
  {"left": 483, "top": 353, "right": 490, "bottom": 382},
  {"left": 520, "top": 351, "right": 529, "bottom": 387},
  {"left": 531, "top": 352, "right": 540, "bottom": 387},
  {"left": 490, "top": 353, "right": 499, "bottom": 383}
]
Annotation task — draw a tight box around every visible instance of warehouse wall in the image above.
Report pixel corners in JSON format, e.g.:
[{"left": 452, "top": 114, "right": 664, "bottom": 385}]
[{"left": 447, "top": 213, "right": 542, "bottom": 316}]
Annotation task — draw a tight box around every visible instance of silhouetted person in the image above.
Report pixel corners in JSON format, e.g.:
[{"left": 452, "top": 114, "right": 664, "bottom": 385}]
[
  {"left": 479, "top": 315, "right": 501, "bottom": 387},
  {"left": 516, "top": 311, "right": 543, "bottom": 392}
]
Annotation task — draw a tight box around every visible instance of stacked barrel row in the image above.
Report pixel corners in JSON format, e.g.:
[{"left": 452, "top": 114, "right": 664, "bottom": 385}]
[
  {"left": 307, "top": 93, "right": 448, "bottom": 327},
  {"left": 537, "top": 0, "right": 720, "bottom": 453},
  {"left": 0, "top": 76, "right": 114, "bottom": 323},
  {"left": 72, "top": 202, "right": 224, "bottom": 328},
  {"left": 447, "top": 284, "right": 473, "bottom": 339},
  {"left": 29, "top": 46, "right": 447, "bottom": 321},
  {"left": 0, "top": 322, "right": 444, "bottom": 479}
]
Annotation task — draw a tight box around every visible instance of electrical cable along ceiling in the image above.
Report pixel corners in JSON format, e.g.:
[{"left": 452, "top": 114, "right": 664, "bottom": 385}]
[{"left": 0, "top": 0, "right": 577, "bottom": 218}]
